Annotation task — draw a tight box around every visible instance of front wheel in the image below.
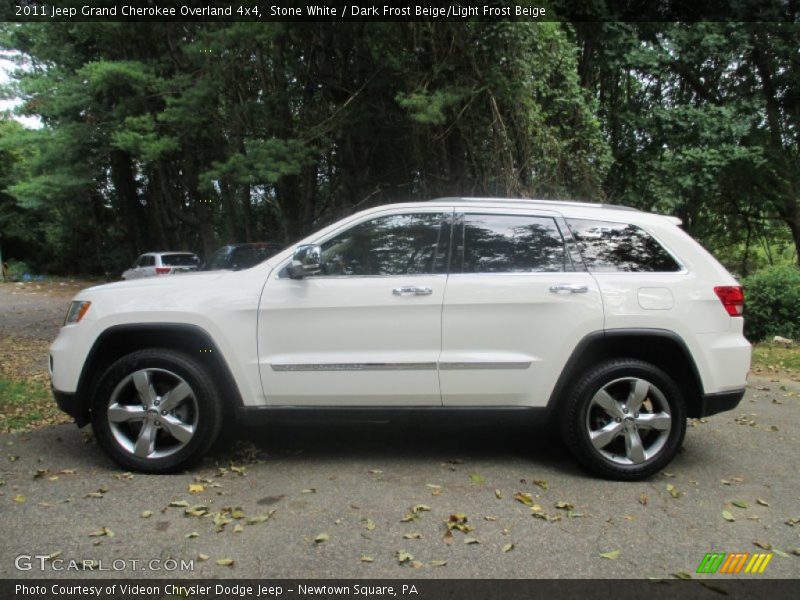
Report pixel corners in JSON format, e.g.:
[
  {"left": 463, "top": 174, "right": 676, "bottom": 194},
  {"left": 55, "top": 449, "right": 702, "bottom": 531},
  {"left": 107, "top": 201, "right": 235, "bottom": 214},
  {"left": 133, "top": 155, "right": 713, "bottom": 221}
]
[
  {"left": 560, "top": 359, "right": 686, "bottom": 480},
  {"left": 90, "top": 349, "right": 223, "bottom": 473}
]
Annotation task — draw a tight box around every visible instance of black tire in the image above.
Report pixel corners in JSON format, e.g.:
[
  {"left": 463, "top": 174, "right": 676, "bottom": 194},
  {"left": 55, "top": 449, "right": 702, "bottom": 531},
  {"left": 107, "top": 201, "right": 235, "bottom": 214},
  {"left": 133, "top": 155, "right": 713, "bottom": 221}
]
[
  {"left": 560, "top": 359, "right": 687, "bottom": 481},
  {"left": 90, "top": 349, "right": 223, "bottom": 473}
]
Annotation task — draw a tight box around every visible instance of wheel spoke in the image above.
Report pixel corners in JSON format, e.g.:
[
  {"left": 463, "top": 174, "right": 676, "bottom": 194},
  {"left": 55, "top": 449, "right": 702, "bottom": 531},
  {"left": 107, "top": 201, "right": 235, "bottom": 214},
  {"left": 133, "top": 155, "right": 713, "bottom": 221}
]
[
  {"left": 624, "top": 429, "right": 646, "bottom": 464},
  {"left": 635, "top": 411, "right": 671, "bottom": 431},
  {"left": 590, "top": 421, "right": 624, "bottom": 450},
  {"left": 108, "top": 403, "right": 146, "bottom": 423},
  {"left": 159, "top": 381, "right": 192, "bottom": 413},
  {"left": 161, "top": 415, "right": 194, "bottom": 444},
  {"left": 592, "top": 389, "right": 624, "bottom": 419},
  {"left": 626, "top": 379, "right": 649, "bottom": 414},
  {"left": 134, "top": 421, "right": 157, "bottom": 458},
  {"left": 132, "top": 370, "right": 157, "bottom": 408}
]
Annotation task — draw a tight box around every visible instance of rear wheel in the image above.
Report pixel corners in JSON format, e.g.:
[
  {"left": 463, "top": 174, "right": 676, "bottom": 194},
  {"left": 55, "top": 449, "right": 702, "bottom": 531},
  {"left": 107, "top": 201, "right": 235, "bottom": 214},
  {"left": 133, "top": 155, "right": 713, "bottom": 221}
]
[
  {"left": 91, "top": 349, "right": 223, "bottom": 473},
  {"left": 561, "top": 359, "right": 686, "bottom": 480}
]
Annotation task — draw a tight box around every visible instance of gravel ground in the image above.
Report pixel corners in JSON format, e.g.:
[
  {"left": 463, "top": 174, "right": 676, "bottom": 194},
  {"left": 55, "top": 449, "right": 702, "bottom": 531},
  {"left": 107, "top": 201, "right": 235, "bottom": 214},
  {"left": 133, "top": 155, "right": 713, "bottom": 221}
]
[{"left": 0, "top": 281, "right": 798, "bottom": 580}]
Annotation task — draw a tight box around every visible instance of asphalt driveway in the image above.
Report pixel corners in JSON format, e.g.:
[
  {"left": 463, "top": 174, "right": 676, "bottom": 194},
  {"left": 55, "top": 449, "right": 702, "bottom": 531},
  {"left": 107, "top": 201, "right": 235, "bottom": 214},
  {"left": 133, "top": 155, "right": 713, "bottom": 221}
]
[{"left": 0, "top": 282, "right": 798, "bottom": 579}]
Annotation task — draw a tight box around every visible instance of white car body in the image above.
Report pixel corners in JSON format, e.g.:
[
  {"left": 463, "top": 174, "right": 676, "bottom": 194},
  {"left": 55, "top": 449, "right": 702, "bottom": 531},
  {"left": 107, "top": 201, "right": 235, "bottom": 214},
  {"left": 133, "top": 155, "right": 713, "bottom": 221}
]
[{"left": 50, "top": 198, "right": 751, "bottom": 478}]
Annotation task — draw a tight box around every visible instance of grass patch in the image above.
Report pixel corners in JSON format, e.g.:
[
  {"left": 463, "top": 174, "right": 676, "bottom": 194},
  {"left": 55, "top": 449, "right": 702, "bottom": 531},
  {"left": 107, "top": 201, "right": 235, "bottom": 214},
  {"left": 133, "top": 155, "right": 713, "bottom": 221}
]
[
  {"left": 0, "top": 378, "right": 70, "bottom": 432},
  {"left": 751, "top": 342, "right": 800, "bottom": 377}
]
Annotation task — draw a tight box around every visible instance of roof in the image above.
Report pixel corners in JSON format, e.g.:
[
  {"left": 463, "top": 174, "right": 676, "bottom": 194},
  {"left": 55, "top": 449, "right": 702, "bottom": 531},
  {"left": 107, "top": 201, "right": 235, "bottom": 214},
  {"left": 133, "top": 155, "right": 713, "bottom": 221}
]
[{"left": 428, "top": 197, "right": 640, "bottom": 212}]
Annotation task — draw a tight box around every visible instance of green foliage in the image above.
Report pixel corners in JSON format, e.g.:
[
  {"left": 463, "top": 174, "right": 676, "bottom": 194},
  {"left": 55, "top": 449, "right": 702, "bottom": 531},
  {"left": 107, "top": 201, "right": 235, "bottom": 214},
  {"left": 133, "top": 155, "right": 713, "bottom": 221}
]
[
  {"left": 4, "top": 259, "right": 32, "bottom": 281},
  {"left": 743, "top": 266, "right": 800, "bottom": 341}
]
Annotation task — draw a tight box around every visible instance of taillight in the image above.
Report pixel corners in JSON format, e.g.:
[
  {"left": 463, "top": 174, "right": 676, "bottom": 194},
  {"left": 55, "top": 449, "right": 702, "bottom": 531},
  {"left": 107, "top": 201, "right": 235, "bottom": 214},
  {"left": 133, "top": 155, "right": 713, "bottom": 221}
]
[
  {"left": 155, "top": 267, "right": 172, "bottom": 275},
  {"left": 714, "top": 286, "right": 744, "bottom": 316}
]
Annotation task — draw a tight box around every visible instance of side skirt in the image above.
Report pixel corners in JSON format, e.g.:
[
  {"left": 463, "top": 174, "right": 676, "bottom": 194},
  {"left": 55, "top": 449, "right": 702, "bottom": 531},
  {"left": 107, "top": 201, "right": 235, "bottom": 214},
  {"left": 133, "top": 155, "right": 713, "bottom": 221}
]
[{"left": 236, "top": 406, "right": 548, "bottom": 425}]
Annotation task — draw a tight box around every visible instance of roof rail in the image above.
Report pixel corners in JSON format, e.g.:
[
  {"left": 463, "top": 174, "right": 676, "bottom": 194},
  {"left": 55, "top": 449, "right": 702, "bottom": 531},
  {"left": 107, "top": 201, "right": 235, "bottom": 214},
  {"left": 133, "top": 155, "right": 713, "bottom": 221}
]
[{"left": 427, "top": 197, "right": 640, "bottom": 212}]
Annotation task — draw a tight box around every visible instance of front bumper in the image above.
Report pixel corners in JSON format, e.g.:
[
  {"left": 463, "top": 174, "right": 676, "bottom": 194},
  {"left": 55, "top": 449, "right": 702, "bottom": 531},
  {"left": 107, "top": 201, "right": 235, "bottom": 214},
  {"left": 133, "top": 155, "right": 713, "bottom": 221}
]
[
  {"left": 52, "top": 387, "right": 90, "bottom": 427},
  {"left": 698, "top": 388, "right": 745, "bottom": 417}
]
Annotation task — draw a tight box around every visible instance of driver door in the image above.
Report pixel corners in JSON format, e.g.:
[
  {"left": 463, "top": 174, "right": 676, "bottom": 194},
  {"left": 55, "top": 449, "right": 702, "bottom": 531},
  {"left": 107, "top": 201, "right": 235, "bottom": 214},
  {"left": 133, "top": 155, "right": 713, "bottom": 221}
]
[{"left": 257, "top": 209, "right": 452, "bottom": 406}]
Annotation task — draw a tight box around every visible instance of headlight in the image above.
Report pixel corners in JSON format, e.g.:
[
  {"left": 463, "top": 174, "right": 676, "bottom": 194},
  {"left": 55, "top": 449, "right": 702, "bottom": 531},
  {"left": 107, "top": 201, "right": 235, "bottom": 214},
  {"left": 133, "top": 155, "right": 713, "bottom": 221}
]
[{"left": 64, "top": 301, "right": 91, "bottom": 325}]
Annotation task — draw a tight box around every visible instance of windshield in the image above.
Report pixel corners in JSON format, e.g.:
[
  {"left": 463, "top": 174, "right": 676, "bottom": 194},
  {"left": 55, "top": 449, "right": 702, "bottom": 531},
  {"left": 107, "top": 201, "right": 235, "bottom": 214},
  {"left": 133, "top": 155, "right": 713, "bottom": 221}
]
[{"left": 206, "top": 244, "right": 281, "bottom": 270}]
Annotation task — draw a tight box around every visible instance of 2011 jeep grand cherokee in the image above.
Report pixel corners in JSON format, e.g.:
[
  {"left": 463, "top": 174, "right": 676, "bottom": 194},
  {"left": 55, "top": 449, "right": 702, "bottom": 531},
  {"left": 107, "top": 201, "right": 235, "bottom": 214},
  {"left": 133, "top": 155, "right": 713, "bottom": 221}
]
[{"left": 50, "top": 198, "right": 751, "bottom": 480}]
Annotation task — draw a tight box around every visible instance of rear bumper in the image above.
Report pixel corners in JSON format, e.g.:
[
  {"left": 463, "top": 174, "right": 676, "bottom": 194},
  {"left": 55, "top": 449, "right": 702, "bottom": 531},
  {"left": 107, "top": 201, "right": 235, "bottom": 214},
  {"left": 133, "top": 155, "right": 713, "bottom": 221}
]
[
  {"left": 698, "top": 388, "right": 745, "bottom": 417},
  {"left": 52, "top": 387, "right": 90, "bottom": 427}
]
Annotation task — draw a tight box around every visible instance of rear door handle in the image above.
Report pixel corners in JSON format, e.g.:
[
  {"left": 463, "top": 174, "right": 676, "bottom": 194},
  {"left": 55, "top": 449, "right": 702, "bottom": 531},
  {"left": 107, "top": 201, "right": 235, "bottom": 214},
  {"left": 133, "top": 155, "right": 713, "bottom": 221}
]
[
  {"left": 393, "top": 286, "right": 433, "bottom": 296},
  {"left": 549, "top": 283, "right": 589, "bottom": 294}
]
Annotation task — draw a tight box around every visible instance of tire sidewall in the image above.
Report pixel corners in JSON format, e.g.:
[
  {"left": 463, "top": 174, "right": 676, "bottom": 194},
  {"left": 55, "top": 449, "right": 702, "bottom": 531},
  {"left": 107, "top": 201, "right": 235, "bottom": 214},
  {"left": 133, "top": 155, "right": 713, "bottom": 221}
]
[
  {"left": 90, "top": 349, "right": 222, "bottom": 473},
  {"left": 563, "top": 360, "right": 687, "bottom": 480}
]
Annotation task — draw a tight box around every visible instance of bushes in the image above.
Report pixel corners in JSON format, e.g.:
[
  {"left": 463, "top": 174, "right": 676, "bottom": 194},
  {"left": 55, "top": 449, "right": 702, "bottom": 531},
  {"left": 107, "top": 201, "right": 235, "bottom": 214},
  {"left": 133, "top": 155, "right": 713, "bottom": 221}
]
[
  {"left": 3, "top": 259, "right": 34, "bottom": 282},
  {"left": 743, "top": 265, "right": 800, "bottom": 342}
]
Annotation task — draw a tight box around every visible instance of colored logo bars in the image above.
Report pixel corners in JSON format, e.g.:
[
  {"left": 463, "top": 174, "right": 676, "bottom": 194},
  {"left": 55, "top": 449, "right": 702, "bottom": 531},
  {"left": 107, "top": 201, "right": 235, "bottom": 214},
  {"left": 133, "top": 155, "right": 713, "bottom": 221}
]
[{"left": 696, "top": 552, "right": 773, "bottom": 574}]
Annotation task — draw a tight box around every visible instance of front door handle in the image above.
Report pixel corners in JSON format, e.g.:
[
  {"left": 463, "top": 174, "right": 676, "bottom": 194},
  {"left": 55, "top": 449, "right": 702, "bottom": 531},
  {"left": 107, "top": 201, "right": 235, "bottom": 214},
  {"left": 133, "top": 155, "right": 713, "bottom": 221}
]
[
  {"left": 393, "top": 286, "right": 433, "bottom": 296},
  {"left": 549, "top": 283, "right": 589, "bottom": 294}
]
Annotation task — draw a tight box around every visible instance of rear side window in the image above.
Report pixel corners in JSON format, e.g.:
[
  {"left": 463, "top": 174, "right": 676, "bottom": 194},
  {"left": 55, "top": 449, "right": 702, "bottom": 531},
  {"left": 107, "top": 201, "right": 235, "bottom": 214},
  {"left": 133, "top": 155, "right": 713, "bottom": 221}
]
[
  {"left": 458, "top": 214, "right": 568, "bottom": 273},
  {"left": 566, "top": 219, "right": 681, "bottom": 273},
  {"left": 162, "top": 254, "right": 199, "bottom": 267},
  {"left": 141, "top": 256, "right": 156, "bottom": 267}
]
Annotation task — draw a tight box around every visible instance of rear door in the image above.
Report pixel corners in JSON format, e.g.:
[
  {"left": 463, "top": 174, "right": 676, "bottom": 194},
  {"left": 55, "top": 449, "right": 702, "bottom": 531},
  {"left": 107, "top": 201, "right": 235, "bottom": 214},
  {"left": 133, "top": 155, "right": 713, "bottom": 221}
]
[{"left": 440, "top": 208, "right": 604, "bottom": 407}]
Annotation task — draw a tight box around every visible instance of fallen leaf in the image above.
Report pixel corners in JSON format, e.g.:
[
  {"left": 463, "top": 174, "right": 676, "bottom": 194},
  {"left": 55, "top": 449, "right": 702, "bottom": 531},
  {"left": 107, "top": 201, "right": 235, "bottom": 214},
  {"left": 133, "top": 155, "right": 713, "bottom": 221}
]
[
  {"left": 403, "top": 532, "right": 422, "bottom": 539},
  {"left": 360, "top": 555, "right": 374, "bottom": 563},
  {"left": 773, "top": 548, "right": 790, "bottom": 558},
  {"left": 409, "top": 560, "right": 424, "bottom": 569},
  {"left": 188, "top": 483, "right": 204, "bottom": 494},
  {"left": 231, "top": 508, "right": 245, "bottom": 519},
  {"left": 314, "top": 533, "right": 329, "bottom": 543},
  {"left": 301, "top": 488, "right": 316, "bottom": 494},
  {"left": 533, "top": 479, "right": 548, "bottom": 490},
  {"left": 732, "top": 500, "right": 748, "bottom": 509},
  {"left": 169, "top": 500, "right": 189, "bottom": 508},
  {"left": 464, "top": 536, "right": 479, "bottom": 545},
  {"left": 442, "top": 530, "right": 454, "bottom": 545},
  {"left": 197, "top": 554, "right": 209, "bottom": 561},
  {"left": 502, "top": 543, "right": 514, "bottom": 553},
  {"left": 396, "top": 550, "right": 413, "bottom": 564},
  {"left": 446, "top": 513, "right": 474, "bottom": 533},
  {"left": 666, "top": 484, "right": 682, "bottom": 498},
  {"left": 367, "top": 469, "right": 383, "bottom": 474},
  {"left": 494, "top": 489, "right": 503, "bottom": 499},
  {"left": 639, "top": 492, "right": 648, "bottom": 506},
  {"left": 722, "top": 510, "right": 735, "bottom": 522},
  {"left": 33, "top": 469, "right": 48, "bottom": 479},
  {"left": 140, "top": 510, "right": 153, "bottom": 519},
  {"left": 514, "top": 492, "right": 534, "bottom": 507},
  {"left": 13, "top": 494, "right": 25, "bottom": 504},
  {"left": 233, "top": 524, "right": 244, "bottom": 533},
  {"left": 752, "top": 540, "right": 771, "bottom": 549},
  {"left": 229, "top": 465, "right": 246, "bottom": 476},
  {"left": 88, "top": 527, "right": 114, "bottom": 538},
  {"left": 185, "top": 532, "right": 199, "bottom": 539},
  {"left": 429, "top": 560, "right": 448, "bottom": 567},
  {"left": 469, "top": 474, "right": 485, "bottom": 484},
  {"left": 362, "top": 517, "right": 376, "bottom": 531},
  {"left": 757, "top": 498, "right": 769, "bottom": 507},
  {"left": 600, "top": 550, "right": 620, "bottom": 560},
  {"left": 246, "top": 510, "right": 276, "bottom": 525},
  {"left": 412, "top": 504, "right": 431, "bottom": 513},
  {"left": 215, "top": 558, "right": 234, "bottom": 567},
  {"left": 44, "top": 551, "right": 61, "bottom": 561},
  {"left": 555, "top": 501, "right": 574, "bottom": 510}
]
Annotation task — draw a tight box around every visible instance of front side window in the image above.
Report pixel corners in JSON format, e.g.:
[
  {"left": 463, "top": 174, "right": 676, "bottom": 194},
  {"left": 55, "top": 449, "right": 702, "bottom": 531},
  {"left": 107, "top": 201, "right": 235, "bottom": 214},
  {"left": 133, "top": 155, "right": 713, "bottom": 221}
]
[
  {"left": 566, "top": 219, "right": 681, "bottom": 272},
  {"left": 317, "top": 212, "right": 447, "bottom": 277},
  {"left": 457, "top": 214, "right": 568, "bottom": 273}
]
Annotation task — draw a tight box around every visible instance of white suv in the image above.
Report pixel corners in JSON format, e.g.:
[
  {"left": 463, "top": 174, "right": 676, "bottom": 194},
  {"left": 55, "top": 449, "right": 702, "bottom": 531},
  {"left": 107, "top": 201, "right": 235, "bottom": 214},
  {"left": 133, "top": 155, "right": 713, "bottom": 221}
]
[{"left": 50, "top": 198, "right": 751, "bottom": 479}]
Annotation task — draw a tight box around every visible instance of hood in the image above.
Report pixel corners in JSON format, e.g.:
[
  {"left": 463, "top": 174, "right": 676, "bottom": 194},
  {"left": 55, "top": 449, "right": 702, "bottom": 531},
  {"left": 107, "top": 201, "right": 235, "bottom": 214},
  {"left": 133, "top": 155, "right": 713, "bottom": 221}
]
[{"left": 82, "top": 270, "right": 234, "bottom": 295}]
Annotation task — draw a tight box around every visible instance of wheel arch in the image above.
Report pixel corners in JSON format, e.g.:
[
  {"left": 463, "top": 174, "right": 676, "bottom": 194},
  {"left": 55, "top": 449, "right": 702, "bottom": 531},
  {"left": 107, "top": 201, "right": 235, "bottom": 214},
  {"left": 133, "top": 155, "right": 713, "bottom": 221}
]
[
  {"left": 548, "top": 329, "right": 705, "bottom": 418},
  {"left": 77, "top": 323, "right": 244, "bottom": 412}
]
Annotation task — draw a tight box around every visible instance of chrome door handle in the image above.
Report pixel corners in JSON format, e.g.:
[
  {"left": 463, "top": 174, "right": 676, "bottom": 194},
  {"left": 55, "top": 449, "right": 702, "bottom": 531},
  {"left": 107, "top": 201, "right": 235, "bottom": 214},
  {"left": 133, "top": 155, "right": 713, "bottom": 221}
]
[
  {"left": 393, "top": 286, "right": 433, "bottom": 296},
  {"left": 549, "top": 283, "right": 589, "bottom": 294}
]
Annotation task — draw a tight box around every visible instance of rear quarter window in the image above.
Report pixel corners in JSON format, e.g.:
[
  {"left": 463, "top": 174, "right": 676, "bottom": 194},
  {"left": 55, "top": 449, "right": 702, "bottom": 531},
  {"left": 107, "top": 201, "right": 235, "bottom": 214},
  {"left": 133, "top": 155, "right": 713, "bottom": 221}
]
[
  {"left": 162, "top": 254, "right": 199, "bottom": 267},
  {"left": 566, "top": 219, "right": 681, "bottom": 273}
]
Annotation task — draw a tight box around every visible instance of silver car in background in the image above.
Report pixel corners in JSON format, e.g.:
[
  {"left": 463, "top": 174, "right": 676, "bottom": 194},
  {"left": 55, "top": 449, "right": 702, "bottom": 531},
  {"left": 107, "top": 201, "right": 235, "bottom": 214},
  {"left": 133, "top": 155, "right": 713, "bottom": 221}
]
[{"left": 121, "top": 252, "right": 200, "bottom": 280}]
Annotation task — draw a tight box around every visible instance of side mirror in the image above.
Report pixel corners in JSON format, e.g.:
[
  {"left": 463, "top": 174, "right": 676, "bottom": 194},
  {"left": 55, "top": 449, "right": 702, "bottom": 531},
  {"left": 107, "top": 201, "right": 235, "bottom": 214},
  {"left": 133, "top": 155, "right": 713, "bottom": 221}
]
[{"left": 287, "top": 244, "right": 322, "bottom": 279}]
